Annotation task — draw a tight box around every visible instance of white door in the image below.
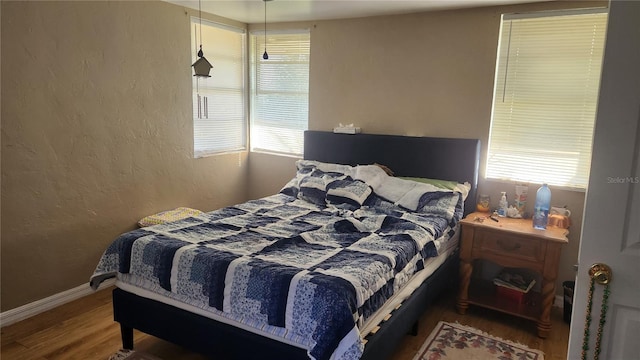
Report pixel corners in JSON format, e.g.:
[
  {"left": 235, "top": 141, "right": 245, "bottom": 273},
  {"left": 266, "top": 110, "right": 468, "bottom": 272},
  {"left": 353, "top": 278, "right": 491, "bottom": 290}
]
[{"left": 567, "top": 1, "right": 640, "bottom": 359}]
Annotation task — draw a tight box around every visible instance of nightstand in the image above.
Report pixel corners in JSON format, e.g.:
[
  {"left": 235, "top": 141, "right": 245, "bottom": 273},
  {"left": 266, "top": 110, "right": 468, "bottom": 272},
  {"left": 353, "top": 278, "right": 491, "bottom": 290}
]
[{"left": 456, "top": 212, "right": 569, "bottom": 338}]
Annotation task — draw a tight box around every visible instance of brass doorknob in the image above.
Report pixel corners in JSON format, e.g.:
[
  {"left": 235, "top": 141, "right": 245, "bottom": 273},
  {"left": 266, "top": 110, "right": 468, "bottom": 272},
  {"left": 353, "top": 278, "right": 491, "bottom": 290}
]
[{"left": 589, "top": 263, "right": 612, "bottom": 285}]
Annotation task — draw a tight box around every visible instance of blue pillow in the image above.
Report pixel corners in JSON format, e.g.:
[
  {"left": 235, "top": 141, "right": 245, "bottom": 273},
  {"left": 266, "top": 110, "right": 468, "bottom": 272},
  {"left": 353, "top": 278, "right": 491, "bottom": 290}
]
[
  {"left": 326, "top": 178, "right": 373, "bottom": 209},
  {"left": 297, "top": 169, "right": 345, "bottom": 206}
]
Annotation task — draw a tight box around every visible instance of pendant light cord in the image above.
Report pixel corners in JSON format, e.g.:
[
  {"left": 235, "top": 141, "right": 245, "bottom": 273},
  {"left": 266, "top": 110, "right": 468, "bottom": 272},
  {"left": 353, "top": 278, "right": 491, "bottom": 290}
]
[
  {"left": 263, "top": 0, "right": 268, "bottom": 59},
  {"left": 199, "top": 0, "right": 203, "bottom": 54}
]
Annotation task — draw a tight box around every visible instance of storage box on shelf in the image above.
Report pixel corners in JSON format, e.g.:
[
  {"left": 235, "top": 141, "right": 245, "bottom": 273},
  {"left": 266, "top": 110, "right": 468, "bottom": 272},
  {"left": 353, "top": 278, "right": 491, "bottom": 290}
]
[
  {"left": 492, "top": 266, "right": 536, "bottom": 304},
  {"left": 496, "top": 285, "right": 526, "bottom": 304}
]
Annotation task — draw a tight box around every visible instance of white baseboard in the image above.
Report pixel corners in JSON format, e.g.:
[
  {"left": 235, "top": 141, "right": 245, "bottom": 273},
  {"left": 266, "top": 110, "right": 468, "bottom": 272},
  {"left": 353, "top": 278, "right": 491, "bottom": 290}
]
[{"left": 0, "top": 278, "right": 116, "bottom": 328}]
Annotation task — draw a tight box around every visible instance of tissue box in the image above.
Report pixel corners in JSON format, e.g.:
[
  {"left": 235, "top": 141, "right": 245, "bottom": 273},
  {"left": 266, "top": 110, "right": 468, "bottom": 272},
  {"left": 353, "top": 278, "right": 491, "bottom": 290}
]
[{"left": 333, "top": 126, "right": 361, "bottom": 134}]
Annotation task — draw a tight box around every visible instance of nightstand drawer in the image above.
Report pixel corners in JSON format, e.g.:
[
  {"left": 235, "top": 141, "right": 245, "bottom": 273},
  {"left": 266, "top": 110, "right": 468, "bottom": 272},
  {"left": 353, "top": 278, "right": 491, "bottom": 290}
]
[{"left": 475, "top": 231, "right": 544, "bottom": 262}]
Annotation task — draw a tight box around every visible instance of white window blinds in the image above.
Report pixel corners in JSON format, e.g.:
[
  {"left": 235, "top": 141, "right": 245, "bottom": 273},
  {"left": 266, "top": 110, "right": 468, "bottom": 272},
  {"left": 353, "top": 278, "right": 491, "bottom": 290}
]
[
  {"left": 250, "top": 30, "right": 310, "bottom": 156},
  {"left": 486, "top": 9, "right": 608, "bottom": 189},
  {"left": 192, "top": 18, "right": 247, "bottom": 157}
]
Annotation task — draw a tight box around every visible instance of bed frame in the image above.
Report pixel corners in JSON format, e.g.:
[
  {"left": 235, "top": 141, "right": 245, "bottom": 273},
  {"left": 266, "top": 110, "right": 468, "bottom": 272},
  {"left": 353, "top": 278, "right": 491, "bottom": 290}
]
[{"left": 112, "top": 131, "right": 480, "bottom": 360}]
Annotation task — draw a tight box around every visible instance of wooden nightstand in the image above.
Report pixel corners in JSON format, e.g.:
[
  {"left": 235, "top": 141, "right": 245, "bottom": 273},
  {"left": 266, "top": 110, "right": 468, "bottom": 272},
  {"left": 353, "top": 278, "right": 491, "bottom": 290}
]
[{"left": 456, "top": 212, "right": 569, "bottom": 338}]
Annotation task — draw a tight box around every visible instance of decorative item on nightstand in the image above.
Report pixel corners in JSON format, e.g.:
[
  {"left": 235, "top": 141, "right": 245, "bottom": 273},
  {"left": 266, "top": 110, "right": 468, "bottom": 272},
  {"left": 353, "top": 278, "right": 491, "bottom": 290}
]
[
  {"left": 515, "top": 184, "right": 528, "bottom": 215},
  {"left": 549, "top": 206, "right": 571, "bottom": 228},
  {"left": 476, "top": 194, "right": 490, "bottom": 212}
]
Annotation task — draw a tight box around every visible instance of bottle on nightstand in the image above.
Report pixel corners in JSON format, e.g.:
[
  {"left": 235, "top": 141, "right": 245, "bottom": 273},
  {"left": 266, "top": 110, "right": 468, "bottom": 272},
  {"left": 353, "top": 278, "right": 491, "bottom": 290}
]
[
  {"left": 533, "top": 184, "right": 551, "bottom": 230},
  {"left": 497, "top": 192, "right": 508, "bottom": 217}
]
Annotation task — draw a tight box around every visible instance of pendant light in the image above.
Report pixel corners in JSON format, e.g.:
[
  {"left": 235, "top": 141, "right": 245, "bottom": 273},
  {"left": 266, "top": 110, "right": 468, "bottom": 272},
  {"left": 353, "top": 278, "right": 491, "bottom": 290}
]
[
  {"left": 192, "top": 0, "right": 212, "bottom": 77},
  {"left": 262, "top": 0, "right": 273, "bottom": 60}
]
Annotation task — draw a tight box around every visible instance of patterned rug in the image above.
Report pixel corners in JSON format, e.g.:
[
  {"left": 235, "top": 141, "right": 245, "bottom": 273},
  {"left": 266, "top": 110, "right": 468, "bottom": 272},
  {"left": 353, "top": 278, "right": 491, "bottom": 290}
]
[
  {"left": 108, "top": 349, "right": 163, "bottom": 360},
  {"left": 413, "top": 321, "right": 545, "bottom": 360}
]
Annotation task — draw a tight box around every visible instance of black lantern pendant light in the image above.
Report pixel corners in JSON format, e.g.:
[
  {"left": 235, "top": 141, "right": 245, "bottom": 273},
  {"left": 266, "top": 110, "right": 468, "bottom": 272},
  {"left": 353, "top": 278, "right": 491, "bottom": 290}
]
[
  {"left": 262, "top": 0, "right": 272, "bottom": 60},
  {"left": 192, "top": 0, "right": 212, "bottom": 77}
]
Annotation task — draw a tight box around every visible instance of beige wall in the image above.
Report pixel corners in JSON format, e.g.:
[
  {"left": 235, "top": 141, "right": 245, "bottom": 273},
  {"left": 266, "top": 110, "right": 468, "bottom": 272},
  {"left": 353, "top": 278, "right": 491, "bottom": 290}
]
[
  {"left": 1, "top": 1, "right": 249, "bottom": 311},
  {"left": 249, "top": 0, "right": 604, "bottom": 297}
]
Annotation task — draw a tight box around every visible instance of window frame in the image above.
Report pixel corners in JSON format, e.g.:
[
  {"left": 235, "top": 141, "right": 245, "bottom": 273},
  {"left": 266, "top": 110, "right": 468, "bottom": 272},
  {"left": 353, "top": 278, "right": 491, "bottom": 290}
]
[
  {"left": 191, "top": 17, "right": 248, "bottom": 158},
  {"left": 248, "top": 29, "right": 311, "bottom": 157},
  {"left": 485, "top": 8, "right": 608, "bottom": 190}
]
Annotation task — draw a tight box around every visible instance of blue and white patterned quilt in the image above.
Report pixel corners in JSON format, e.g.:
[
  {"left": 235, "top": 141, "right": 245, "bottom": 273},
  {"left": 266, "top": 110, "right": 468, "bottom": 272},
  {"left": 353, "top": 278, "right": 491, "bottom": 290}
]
[{"left": 90, "top": 161, "right": 466, "bottom": 360}]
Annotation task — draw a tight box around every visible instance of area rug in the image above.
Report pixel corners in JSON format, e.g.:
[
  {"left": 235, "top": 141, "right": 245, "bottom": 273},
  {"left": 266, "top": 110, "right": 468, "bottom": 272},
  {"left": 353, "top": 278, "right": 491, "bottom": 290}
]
[
  {"left": 413, "top": 321, "right": 545, "bottom": 360},
  {"left": 108, "top": 349, "right": 162, "bottom": 360}
]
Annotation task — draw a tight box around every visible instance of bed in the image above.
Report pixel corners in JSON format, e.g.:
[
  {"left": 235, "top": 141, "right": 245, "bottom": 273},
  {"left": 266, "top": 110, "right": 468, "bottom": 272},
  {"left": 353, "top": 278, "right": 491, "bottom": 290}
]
[{"left": 90, "top": 131, "right": 480, "bottom": 360}]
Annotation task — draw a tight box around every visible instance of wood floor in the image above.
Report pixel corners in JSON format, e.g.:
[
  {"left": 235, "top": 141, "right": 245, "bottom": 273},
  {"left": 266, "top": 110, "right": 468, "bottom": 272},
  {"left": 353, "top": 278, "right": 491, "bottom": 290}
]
[{"left": 1, "top": 287, "right": 569, "bottom": 360}]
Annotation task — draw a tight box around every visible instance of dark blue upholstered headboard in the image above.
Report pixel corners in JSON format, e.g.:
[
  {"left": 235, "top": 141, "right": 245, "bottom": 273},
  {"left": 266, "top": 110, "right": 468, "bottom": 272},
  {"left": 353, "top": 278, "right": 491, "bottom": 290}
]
[{"left": 303, "top": 131, "right": 481, "bottom": 215}]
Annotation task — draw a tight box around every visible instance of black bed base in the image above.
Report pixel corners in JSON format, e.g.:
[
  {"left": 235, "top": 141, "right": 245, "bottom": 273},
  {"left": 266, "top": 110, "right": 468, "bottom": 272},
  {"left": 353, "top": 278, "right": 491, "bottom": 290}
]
[{"left": 113, "top": 250, "right": 459, "bottom": 360}]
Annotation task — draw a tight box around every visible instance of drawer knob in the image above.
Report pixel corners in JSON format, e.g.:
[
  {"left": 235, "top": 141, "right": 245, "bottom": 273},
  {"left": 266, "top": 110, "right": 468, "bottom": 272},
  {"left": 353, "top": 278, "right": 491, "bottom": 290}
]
[{"left": 497, "top": 239, "right": 521, "bottom": 251}]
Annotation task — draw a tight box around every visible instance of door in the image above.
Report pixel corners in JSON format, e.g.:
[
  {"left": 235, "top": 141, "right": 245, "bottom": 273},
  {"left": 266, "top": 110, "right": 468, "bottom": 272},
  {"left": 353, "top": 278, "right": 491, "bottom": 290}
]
[{"left": 567, "top": 1, "right": 640, "bottom": 359}]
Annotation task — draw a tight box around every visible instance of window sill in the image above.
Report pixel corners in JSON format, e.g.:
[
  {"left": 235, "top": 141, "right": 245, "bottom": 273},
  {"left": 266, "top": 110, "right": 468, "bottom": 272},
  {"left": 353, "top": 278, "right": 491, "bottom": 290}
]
[
  {"left": 249, "top": 149, "right": 303, "bottom": 159},
  {"left": 483, "top": 177, "right": 587, "bottom": 193},
  {"left": 194, "top": 149, "right": 247, "bottom": 159}
]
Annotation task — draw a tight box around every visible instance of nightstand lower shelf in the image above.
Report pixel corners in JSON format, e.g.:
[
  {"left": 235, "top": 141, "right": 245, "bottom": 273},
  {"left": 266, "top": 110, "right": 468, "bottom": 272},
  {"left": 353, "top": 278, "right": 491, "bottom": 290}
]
[{"left": 466, "top": 280, "right": 541, "bottom": 322}]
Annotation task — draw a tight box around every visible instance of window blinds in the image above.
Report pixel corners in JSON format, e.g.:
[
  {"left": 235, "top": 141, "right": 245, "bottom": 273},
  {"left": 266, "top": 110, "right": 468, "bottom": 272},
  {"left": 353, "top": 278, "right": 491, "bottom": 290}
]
[
  {"left": 250, "top": 30, "right": 310, "bottom": 156},
  {"left": 486, "top": 10, "right": 608, "bottom": 189},
  {"left": 192, "top": 18, "right": 247, "bottom": 157}
]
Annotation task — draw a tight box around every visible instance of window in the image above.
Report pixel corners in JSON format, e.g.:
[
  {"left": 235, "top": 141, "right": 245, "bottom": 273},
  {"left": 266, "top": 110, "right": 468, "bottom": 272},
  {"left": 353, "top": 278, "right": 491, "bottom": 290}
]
[
  {"left": 250, "top": 30, "right": 310, "bottom": 156},
  {"left": 486, "top": 9, "right": 607, "bottom": 189},
  {"left": 191, "top": 18, "right": 247, "bottom": 157}
]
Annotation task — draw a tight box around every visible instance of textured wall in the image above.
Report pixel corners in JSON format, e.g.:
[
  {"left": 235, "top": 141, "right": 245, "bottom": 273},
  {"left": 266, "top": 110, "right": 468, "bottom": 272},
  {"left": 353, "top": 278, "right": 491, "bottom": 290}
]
[{"left": 1, "top": 1, "right": 249, "bottom": 311}]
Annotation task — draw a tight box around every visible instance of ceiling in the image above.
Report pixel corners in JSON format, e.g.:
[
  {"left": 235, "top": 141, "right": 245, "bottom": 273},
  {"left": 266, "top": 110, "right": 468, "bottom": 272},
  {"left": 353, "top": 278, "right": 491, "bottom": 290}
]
[{"left": 165, "top": 0, "right": 550, "bottom": 24}]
